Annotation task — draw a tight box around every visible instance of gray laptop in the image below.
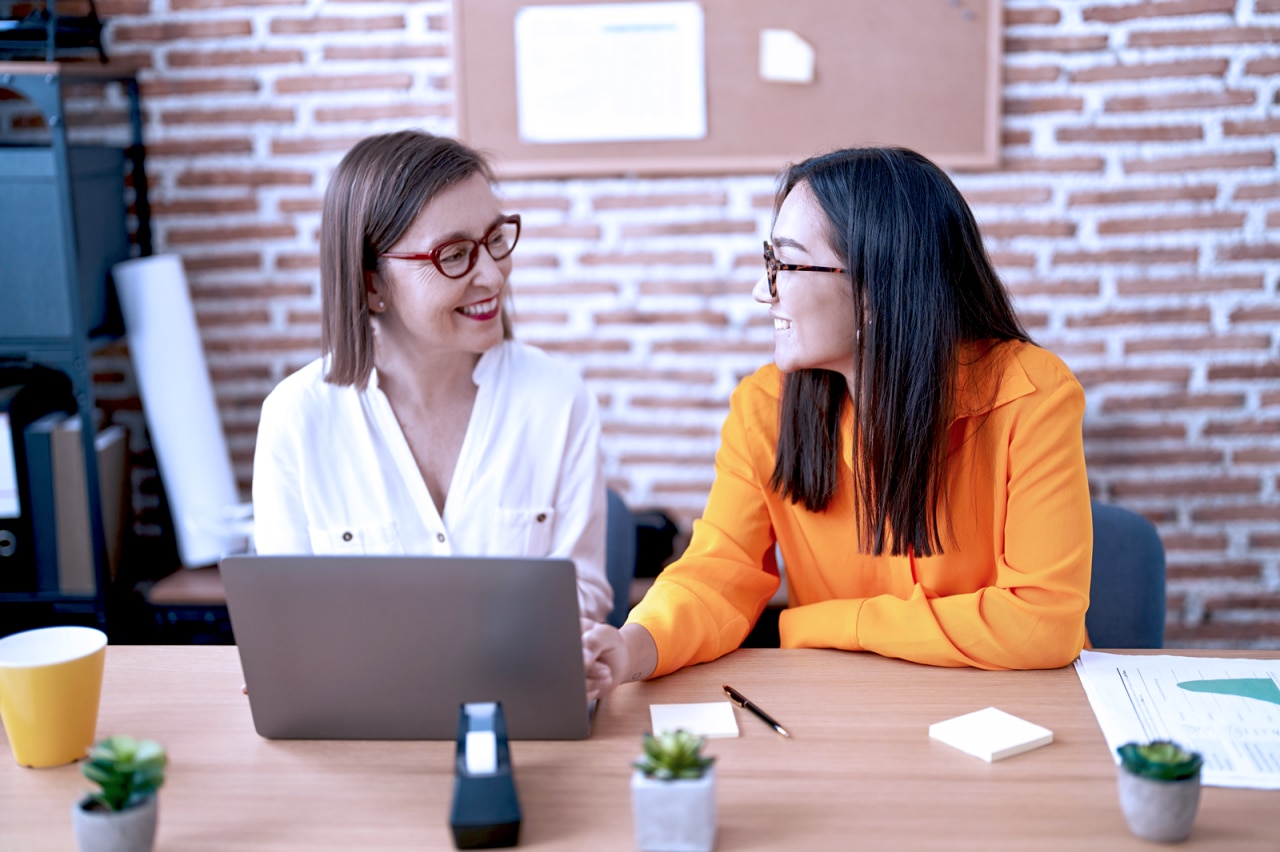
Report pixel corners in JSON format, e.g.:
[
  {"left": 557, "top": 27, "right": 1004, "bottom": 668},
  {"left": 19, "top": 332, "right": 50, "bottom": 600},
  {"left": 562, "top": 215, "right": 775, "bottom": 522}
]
[{"left": 219, "top": 554, "right": 593, "bottom": 740}]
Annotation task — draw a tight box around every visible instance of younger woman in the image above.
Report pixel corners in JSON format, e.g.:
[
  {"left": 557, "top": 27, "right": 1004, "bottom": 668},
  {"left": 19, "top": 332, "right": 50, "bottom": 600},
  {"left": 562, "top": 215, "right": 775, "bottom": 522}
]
[{"left": 583, "top": 147, "right": 1091, "bottom": 695}]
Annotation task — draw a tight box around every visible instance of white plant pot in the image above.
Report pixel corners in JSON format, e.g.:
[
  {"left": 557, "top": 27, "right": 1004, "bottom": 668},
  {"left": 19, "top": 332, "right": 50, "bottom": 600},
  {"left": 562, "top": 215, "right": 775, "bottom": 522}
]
[
  {"left": 72, "top": 794, "right": 159, "bottom": 852},
  {"left": 1116, "top": 765, "right": 1201, "bottom": 844},
  {"left": 631, "top": 766, "right": 717, "bottom": 852}
]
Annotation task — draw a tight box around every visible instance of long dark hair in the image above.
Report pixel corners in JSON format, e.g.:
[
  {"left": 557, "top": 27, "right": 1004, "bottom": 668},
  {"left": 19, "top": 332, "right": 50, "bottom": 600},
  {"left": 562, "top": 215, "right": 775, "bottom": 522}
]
[
  {"left": 769, "top": 147, "right": 1030, "bottom": 557},
  {"left": 319, "top": 130, "right": 509, "bottom": 389}
]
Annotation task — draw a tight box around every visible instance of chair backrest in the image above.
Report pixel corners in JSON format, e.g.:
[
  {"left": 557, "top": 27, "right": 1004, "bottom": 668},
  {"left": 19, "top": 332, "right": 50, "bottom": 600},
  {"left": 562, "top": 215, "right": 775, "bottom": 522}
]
[
  {"left": 1086, "top": 501, "right": 1166, "bottom": 649},
  {"left": 605, "top": 489, "right": 637, "bottom": 627}
]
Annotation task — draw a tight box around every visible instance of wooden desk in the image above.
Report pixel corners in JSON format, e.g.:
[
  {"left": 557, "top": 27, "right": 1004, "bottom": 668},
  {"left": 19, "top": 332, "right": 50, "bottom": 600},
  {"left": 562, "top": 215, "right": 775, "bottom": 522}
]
[{"left": 1, "top": 648, "right": 1275, "bottom": 850}]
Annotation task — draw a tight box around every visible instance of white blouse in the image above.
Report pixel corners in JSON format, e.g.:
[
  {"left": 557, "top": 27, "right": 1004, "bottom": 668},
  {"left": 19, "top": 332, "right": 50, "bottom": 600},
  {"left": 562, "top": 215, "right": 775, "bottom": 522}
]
[{"left": 251, "top": 339, "right": 612, "bottom": 622}]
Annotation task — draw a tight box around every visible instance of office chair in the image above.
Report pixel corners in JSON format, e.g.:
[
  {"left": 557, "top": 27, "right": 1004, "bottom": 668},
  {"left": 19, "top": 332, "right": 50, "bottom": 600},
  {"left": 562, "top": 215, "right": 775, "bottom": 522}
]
[
  {"left": 1085, "top": 501, "right": 1167, "bottom": 649},
  {"left": 605, "top": 489, "right": 638, "bottom": 628}
]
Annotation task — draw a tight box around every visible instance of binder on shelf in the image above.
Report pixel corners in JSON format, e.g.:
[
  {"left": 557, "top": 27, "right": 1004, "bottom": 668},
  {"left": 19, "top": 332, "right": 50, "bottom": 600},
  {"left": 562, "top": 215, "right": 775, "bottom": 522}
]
[
  {"left": 0, "top": 412, "right": 17, "bottom": 517},
  {"left": 49, "top": 418, "right": 129, "bottom": 595},
  {"left": 23, "top": 412, "right": 69, "bottom": 594},
  {"left": 95, "top": 424, "right": 128, "bottom": 583},
  {"left": 0, "top": 370, "right": 75, "bottom": 593},
  {"left": 0, "top": 406, "right": 22, "bottom": 589},
  {"left": 51, "top": 416, "right": 95, "bottom": 596}
]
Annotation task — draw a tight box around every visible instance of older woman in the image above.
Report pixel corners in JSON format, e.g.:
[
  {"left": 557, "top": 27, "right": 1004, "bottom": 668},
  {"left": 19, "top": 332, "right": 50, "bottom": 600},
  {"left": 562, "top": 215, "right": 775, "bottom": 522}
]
[
  {"left": 252, "top": 130, "right": 613, "bottom": 623},
  {"left": 584, "top": 146, "right": 1092, "bottom": 696}
]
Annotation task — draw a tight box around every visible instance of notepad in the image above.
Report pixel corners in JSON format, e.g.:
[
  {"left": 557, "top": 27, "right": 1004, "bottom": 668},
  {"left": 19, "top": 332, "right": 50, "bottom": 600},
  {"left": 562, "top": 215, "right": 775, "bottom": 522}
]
[
  {"left": 928, "top": 707, "right": 1053, "bottom": 762},
  {"left": 649, "top": 702, "right": 740, "bottom": 738}
]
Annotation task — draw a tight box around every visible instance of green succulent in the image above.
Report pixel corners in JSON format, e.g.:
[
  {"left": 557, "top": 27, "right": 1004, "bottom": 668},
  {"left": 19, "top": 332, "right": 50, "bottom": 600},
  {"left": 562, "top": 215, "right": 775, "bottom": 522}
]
[
  {"left": 634, "top": 729, "right": 715, "bottom": 781},
  {"left": 81, "top": 735, "right": 167, "bottom": 812},
  {"left": 1117, "top": 740, "right": 1203, "bottom": 782}
]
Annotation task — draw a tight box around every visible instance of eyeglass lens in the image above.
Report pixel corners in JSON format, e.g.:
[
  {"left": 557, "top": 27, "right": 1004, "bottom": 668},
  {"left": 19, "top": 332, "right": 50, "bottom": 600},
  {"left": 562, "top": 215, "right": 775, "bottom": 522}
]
[
  {"left": 763, "top": 242, "right": 779, "bottom": 294},
  {"left": 438, "top": 219, "right": 520, "bottom": 278}
]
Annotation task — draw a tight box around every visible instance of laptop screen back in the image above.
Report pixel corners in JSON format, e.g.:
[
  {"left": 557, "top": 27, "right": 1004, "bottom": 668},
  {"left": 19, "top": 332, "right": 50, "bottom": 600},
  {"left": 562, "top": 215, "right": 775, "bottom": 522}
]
[{"left": 220, "top": 554, "right": 591, "bottom": 740}]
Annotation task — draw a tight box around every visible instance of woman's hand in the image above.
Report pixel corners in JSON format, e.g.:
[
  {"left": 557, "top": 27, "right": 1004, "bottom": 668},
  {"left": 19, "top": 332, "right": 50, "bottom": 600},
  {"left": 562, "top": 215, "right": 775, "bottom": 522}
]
[{"left": 581, "top": 620, "right": 658, "bottom": 702}]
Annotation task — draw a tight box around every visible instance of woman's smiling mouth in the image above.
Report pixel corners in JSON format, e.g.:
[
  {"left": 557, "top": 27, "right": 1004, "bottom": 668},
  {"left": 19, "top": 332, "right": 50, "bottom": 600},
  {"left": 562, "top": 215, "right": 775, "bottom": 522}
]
[{"left": 459, "top": 296, "right": 500, "bottom": 319}]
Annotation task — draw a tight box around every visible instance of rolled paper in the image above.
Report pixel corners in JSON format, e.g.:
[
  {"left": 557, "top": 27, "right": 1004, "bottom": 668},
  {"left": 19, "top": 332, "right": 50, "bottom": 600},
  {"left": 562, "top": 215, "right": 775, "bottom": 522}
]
[{"left": 113, "top": 254, "right": 246, "bottom": 567}]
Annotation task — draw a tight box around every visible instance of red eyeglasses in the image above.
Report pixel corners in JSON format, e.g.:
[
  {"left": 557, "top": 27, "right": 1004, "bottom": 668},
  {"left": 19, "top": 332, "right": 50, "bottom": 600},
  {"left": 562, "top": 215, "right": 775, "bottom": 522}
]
[{"left": 380, "top": 214, "right": 522, "bottom": 279}]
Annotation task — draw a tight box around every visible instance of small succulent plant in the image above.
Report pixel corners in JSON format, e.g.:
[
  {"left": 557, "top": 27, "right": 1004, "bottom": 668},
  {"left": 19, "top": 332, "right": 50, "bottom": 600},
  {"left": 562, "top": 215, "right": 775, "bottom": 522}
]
[
  {"left": 1117, "top": 740, "right": 1203, "bottom": 782},
  {"left": 634, "top": 730, "right": 715, "bottom": 781},
  {"left": 81, "top": 735, "right": 167, "bottom": 812}
]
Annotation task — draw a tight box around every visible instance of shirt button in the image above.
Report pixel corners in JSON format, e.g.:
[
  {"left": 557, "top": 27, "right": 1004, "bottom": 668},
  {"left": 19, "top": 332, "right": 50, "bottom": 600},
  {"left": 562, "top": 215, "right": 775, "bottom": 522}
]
[
  {"left": 437, "top": 533, "right": 446, "bottom": 543},
  {"left": 342, "top": 532, "right": 353, "bottom": 542},
  {"left": 536, "top": 513, "right": 547, "bottom": 523}
]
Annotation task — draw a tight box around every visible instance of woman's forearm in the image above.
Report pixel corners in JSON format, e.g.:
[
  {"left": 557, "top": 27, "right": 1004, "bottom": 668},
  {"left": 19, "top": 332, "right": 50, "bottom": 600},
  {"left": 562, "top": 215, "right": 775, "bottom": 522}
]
[{"left": 619, "top": 623, "right": 658, "bottom": 683}]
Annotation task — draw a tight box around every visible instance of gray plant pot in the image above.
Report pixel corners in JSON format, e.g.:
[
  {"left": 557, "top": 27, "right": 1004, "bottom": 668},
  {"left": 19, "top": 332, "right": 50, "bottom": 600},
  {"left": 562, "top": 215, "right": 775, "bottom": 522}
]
[
  {"left": 1116, "top": 765, "right": 1201, "bottom": 844},
  {"left": 71, "top": 794, "right": 159, "bottom": 852},
  {"left": 631, "top": 766, "right": 717, "bottom": 852}
]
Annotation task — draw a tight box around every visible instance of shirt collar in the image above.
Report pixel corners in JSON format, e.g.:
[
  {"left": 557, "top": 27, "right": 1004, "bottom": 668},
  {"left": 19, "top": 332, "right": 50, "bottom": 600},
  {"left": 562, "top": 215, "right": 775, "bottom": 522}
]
[
  {"left": 839, "top": 340, "right": 1034, "bottom": 468},
  {"left": 951, "top": 340, "right": 1035, "bottom": 421},
  {"left": 367, "top": 343, "right": 504, "bottom": 393}
]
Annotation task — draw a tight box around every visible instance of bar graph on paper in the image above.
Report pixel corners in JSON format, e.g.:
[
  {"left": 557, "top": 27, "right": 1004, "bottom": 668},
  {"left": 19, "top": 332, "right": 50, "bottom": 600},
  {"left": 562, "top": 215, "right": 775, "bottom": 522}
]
[{"left": 1074, "top": 650, "right": 1280, "bottom": 789}]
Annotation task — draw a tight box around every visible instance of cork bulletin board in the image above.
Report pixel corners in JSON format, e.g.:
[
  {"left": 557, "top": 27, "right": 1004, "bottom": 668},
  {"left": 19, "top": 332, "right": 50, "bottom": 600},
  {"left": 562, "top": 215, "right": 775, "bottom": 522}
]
[{"left": 453, "top": 0, "right": 1002, "bottom": 178}]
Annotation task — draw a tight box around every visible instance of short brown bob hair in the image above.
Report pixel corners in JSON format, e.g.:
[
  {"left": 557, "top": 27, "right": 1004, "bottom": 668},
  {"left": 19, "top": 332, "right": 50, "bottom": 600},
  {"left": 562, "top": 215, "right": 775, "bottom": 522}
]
[{"left": 320, "top": 130, "right": 512, "bottom": 389}]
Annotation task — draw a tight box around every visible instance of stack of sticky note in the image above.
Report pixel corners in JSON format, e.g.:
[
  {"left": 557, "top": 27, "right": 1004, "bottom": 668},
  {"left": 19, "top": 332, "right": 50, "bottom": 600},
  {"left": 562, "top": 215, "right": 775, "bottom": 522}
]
[
  {"left": 649, "top": 703, "right": 740, "bottom": 738},
  {"left": 928, "top": 707, "right": 1053, "bottom": 762}
]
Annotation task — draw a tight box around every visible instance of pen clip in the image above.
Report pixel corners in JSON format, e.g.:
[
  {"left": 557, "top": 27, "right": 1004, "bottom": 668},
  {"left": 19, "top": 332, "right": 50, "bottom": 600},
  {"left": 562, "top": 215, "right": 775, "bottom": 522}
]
[{"left": 722, "top": 685, "right": 745, "bottom": 707}]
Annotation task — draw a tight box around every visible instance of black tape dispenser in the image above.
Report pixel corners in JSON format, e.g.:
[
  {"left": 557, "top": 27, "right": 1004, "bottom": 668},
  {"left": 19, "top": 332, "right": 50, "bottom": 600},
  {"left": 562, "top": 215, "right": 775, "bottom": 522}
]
[{"left": 450, "top": 702, "right": 521, "bottom": 848}]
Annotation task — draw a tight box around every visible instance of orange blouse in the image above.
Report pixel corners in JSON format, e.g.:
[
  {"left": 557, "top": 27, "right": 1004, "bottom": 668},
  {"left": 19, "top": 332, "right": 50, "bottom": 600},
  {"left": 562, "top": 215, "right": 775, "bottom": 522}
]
[{"left": 627, "top": 341, "right": 1092, "bottom": 673}]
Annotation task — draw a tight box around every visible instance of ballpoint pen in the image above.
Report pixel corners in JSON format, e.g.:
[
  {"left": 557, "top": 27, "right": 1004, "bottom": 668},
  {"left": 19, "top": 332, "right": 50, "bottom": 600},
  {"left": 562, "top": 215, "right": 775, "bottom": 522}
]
[{"left": 723, "top": 684, "right": 790, "bottom": 738}]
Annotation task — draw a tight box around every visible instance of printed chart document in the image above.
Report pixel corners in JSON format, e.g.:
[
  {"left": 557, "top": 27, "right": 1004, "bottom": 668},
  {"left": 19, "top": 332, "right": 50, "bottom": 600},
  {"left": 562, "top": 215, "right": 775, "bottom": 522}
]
[
  {"left": 1074, "top": 650, "right": 1280, "bottom": 789},
  {"left": 514, "top": 2, "right": 707, "bottom": 144}
]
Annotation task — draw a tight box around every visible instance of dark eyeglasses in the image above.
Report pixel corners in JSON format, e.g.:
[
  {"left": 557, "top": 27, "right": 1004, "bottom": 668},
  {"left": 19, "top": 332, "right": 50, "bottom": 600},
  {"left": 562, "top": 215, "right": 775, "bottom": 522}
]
[
  {"left": 762, "top": 240, "right": 848, "bottom": 298},
  {"left": 380, "top": 214, "right": 522, "bottom": 279}
]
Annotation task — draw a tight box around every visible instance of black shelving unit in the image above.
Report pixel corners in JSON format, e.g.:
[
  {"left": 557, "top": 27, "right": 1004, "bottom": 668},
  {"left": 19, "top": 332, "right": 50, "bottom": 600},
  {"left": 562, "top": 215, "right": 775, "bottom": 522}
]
[
  {"left": 0, "top": 1, "right": 107, "bottom": 63},
  {"left": 0, "top": 60, "right": 148, "bottom": 636}
]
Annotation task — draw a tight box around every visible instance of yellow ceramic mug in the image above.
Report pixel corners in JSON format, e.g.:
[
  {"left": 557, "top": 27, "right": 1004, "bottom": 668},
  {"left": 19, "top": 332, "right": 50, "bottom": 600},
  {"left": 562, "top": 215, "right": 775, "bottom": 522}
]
[{"left": 0, "top": 626, "right": 107, "bottom": 768}]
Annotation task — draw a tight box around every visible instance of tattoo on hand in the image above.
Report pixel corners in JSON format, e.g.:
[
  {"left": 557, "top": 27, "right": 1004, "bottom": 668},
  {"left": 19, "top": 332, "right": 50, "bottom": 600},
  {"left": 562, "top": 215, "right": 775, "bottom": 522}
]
[{"left": 629, "top": 671, "right": 644, "bottom": 681}]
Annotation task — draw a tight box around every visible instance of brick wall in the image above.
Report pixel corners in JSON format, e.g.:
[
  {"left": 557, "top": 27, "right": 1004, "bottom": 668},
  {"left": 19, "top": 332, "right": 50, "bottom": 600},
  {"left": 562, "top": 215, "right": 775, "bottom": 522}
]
[{"left": 4, "top": 0, "right": 1277, "bottom": 646}]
